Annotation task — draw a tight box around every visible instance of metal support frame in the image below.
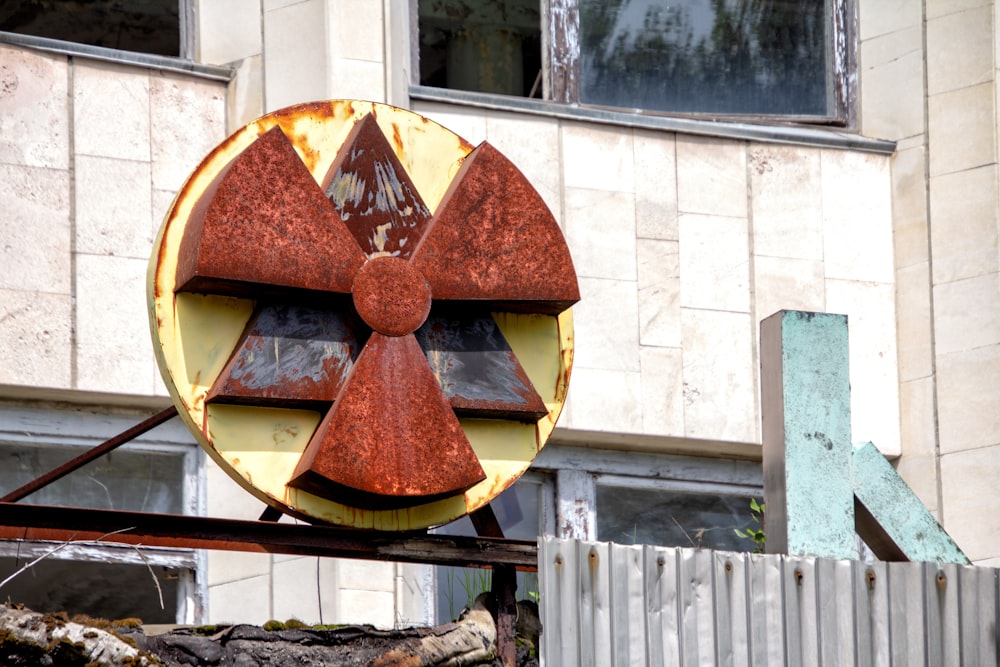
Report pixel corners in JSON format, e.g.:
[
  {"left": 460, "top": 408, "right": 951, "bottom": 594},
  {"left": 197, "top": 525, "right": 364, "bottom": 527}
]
[{"left": 0, "top": 411, "right": 532, "bottom": 666}]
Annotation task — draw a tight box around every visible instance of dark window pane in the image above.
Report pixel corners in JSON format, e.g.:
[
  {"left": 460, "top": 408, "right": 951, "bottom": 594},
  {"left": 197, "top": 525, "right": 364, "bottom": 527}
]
[
  {"left": 597, "top": 485, "right": 754, "bottom": 551},
  {"left": 435, "top": 479, "right": 541, "bottom": 621},
  {"left": 0, "top": 556, "right": 179, "bottom": 623},
  {"left": 579, "top": 0, "right": 830, "bottom": 115},
  {"left": 0, "top": 1, "right": 180, "bottom": 57},
  {"left": 418, "top": 0, "right": 542, "bottom": 97},
  {"left": 0, "top": 445, "right": 186, "bottom": 514}
]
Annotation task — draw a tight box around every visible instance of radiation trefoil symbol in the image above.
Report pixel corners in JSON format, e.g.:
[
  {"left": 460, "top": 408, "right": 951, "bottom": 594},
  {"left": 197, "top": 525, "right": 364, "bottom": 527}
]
[{"left": 149, "top": 101, "right": 578, "bottom": 530}]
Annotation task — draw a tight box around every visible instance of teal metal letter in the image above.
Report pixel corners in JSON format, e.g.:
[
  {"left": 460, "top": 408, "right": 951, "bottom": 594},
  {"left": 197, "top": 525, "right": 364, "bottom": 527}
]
[
  {"left": 761, "top": 310, "right": 969, "bottom": 564},
  {"left": 853, "top": 441, "right": 968, "bottom": 564},
  {"left": 760, "top": 311, "right": 856, "bottom": 559}
]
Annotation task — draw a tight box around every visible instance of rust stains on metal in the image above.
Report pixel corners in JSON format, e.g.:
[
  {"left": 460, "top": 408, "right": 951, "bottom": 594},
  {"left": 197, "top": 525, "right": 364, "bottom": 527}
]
[
  {"left": 412, "top": 142, "right": 580, "bottom": 315},
  {"left": 175, "top": 125, "right": 365, "bottom": 299},
  {"left": 391, "top": 122, "right": 404, "bottom": 155},
  {"left": 165, "top": 109, "right": 576, "bottom": 517},
  {"left": 289, "top": 333, "right": 486, "bottom": 509},
  {"left": 322, "top": 114, "right": 432, "bottom": 259},
  {"left": 352, "top": 256, "right": 432, "bottom": 336}
]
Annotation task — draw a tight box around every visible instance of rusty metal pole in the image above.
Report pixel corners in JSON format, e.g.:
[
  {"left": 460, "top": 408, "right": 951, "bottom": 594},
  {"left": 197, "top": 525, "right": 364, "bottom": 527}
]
[{"left": 470, "top": 504, "right": 518, "bottom": 666}]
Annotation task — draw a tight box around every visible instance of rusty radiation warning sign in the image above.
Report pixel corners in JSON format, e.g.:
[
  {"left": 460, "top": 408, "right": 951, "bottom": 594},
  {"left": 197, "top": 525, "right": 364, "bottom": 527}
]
[{"left": 148, "top": 101, "right": 578, "bottom": 530}]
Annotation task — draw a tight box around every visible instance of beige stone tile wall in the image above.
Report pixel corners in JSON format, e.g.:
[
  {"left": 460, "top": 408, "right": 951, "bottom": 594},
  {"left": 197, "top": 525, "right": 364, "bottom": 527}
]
[
  {"left": 414, "top": 102, "right": 900, "bottom": 457},
  {"left": 860, "top": 0, "right": 1000, "bottom": 562},
  {"left": 0, "top": 47, "right": 225, "bottom": 398}
]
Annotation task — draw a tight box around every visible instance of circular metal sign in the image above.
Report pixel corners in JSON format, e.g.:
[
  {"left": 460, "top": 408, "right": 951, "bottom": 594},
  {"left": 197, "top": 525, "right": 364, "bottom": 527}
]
[{"left": 148, "top": 101, "right": 578, "bottom": 530}]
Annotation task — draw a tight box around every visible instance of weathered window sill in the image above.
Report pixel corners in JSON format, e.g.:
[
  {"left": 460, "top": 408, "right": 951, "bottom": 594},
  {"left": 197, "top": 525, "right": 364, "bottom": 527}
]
[
  {"left": 410, "top": 85, "right": 896, "bottom": 155},
  {"left": 0, "top": 31, "right": 233, "bottom": 82}
]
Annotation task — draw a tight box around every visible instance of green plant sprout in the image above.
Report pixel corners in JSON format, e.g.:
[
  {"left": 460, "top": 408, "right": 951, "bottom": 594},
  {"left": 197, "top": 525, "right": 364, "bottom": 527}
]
[{"left": 735, "top": 498, "right": 766, "bottom": 553}]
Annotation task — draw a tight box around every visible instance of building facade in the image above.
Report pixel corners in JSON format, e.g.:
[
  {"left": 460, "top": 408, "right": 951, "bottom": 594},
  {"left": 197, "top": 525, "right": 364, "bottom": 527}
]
[{"left": 0, "top": 0, "right": 997, "bottom": 628}]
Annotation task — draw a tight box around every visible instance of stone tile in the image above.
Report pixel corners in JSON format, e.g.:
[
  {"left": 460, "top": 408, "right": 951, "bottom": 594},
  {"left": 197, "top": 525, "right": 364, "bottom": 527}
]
[
  {"left": 926, "top": 0, "right": 990, "bottom": 20},
  {"left": 940, "top": 444, "right": 1000, "bottom": 562},
  {"left": 752, "top": 256, "right": 825, "bottom": 331},
  {"left": 227, "top": 54, "right": 264, "bottom": 133},
  {"left": 328, "top": 0, "right": 384, "bottom": 63},
  {"left": 0, "top": 45, "right": 69, "bottom": 169},
  {"left": 860, "top": 27, "right": 925, "bottom": 140},
  {"left": 749, "top": 145, "right": 823, "bottom": 260},
  {"left": 74, "top": 254, "right": 156, "bottom": 395},
  {"left": 338, "top": 559, "right": 396, "bottom": 593},
  {"left": 897, "top": 377, "right": 939, "bottom": 462},
  {"left": 152, "top": 189, "right": 177, "bottom": 242},
  {"left": 485, "top": 111, "right": 561, "bottom": 218},
  {"left": 395, "top": 563, "right": 434, "bottom": 627},
  {"left": 928, "top": 165, "right": 999, "bottom": 284},
  {"left": 317, "top": 557, "right": 340, "bottom": 622},
  {"left": 0, "top": 289, "right": 72, "bottom": 388},
  {"left": 895, "top": 377, "right": 940, "bottom": 510},
  {"left": 633, "top": 128, "right": 678, "bottom": 240},
  {"left": 561, "top": 122, "right": 634, "bottom": 193},
  {"left": 337, "top": 589, "right": 396, "bottom": 628},
  {"left": 263, "top": 0, "right": 328, "bottom": 111},
  {"left": 936, "top": 343, "right": 1000, "bottom": 454},
  {"left": 637, "top": 239, "right": 680, "bottom": 348},
  {"left": 207, "top": 550, "right": 272, "bottom": 587},
  {"left": 826, "top": 279, "right": 901, "bottom": 457},
  {"left": 926, "top": 6, "right": 993, "bottom": 95},
  {"left": 928, "top": 82, "right": 995, "bottom": 177},
  {"left": 0, "top": 163, "right": 71, "bottom": 293},
  {"left": 639, "top": 346, "right": 683, "bottom": 436},
  {"left": 571, "top": 277, "right": 639, "bottom": 372},
  {"left": 680, "top": 309, "right": 756, "bottom": 443},
  {"left": 933, "top": 273, "right": 1000, "bottom": 356},
  {"left": 150, "top": 72, "right": 226, "bottom": 192},
  {"left": 859, "top": 0, "right": 922, "bottom": 39},
  {"left": 412, "top": 102, "right": 488, "bottom": 148},
  {"left": 891, "top": 145, "right": 929, "bottom": 270},
  {"left": 562, "top": 367, "right": 642, "bottom": 434},
  {"left": 564, "top": 187, "right": 636, "bottom": 281},
  {"left": 328, "top": 57, "right": 386, "bottom": 102},
  {"left": 206, "top": 460, "right": 269, "bottom": 519},
  {"left": 196, "top": 0, "right": 263, "bottom": 64},
  {"left": 676, "top": 136, "right": 746, "bottom": 218},
  {"left": 73, "top": 61, "right": 149, "bottom": 162},
  {"left": 208, "top": 575, "right": 272, "bottom": 625},
  {"left": 895, "top": 262, "right": 934, "bottom": 382},
  {"left": 678, "top": 213, "right": 750, "bottom": 313},
  {"left": 75, "top": 156, "right": 153, "bottom": 259},
  {"left": 272, "top": 557, "right": 322, "bottom": 623},
  {"left": 893, "top": 455, "right": 939, "bottom": 518},
  {"left": 821, "top": 150, "right": 894, "bottom": 283}
]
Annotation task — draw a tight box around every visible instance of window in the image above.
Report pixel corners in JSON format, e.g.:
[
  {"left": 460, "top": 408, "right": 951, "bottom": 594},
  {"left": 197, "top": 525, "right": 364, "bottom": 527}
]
[
  {"left": 0, "top": 405, "right": 204, "bottom": 624},
  {"left": 431, "top": 446, "right": 762, "bottom": 621},
  {"left": 416, "top": 0, "right": 850, "bottom": 122},
  {"left": 0, "top": 1, "right": 183, "bottom": 57},
  {"left": 596, "top": 482, "right": 754, "bottom": 551}
]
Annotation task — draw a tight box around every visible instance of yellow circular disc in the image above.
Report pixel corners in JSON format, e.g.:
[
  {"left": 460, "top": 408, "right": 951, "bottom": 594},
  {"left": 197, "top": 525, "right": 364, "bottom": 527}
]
[{"left": 147, "top": 101, "right": 575, "bottom": 530}]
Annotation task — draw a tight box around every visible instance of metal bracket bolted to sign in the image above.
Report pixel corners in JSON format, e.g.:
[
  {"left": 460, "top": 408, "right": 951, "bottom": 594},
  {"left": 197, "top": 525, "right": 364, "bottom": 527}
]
[{"left": 760, "top": 310, "right": 968, "bottom": 564}]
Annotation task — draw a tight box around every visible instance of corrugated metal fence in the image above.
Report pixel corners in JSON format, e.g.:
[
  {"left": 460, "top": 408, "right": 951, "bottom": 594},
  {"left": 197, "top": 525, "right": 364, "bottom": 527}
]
[{"left": 539, "top": 537, "right": 999, "bottom": 666}]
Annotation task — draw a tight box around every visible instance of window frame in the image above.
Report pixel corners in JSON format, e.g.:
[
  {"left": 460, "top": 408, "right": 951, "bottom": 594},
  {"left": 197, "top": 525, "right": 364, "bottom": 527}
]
[
  {"left": 414, "top": 0, "right": 857, "bottom": 127},
  {"left": 0, "top": 403, "right": 207, "bottom": 624},
  {"left": 0, "top": 0, "right": 194, "bottom": 60},
  {"left": 535, "top": 444, "right": 763, "bottom": 542}
]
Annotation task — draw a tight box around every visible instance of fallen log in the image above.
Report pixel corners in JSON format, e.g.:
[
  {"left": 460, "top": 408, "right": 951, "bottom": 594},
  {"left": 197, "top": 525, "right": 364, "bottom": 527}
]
[{"left": 0, "top": 597, "right": 541, "bottom": 666}]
